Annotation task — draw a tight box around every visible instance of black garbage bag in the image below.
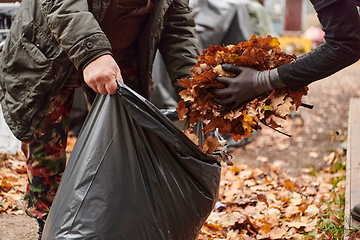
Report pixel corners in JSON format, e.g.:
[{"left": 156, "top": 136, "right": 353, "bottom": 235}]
[{"left": 42, "top": 82, "right": 221, "bottom": 240}]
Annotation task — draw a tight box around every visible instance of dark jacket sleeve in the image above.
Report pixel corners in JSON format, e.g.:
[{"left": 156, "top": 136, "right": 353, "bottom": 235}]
[
  {"left": 42, "top": 0, "right": 112, "bottom": 70},
  {"left": 157, "top": 0, "right": 200, "bottom": 99},
  {"left": 277, "top": 0, "right": 360, "bottom": 90}
]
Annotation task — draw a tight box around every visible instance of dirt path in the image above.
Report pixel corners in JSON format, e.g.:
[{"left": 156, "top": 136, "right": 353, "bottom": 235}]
[
  {"left": 1, "top": 62, "right": 359, "bottom": 240},
  {"left": 0, "top": 214, "right": 38, "bottom": 240}
]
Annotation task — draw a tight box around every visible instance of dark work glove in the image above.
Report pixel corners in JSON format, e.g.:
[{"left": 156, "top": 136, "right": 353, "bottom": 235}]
[{"left": 212, "top": 64, "right": 275, "bottom": 109}]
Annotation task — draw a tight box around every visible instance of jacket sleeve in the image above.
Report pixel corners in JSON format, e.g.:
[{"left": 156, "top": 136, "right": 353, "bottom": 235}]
[
  {"left": 277, "top": 0, "right": 360, "bottom": 90},
  {"left": 41, "top": 0, "right": 112, "bottom": 70},
  {"left": 157, "top": 0, "right": 200, "bottom": 98}
]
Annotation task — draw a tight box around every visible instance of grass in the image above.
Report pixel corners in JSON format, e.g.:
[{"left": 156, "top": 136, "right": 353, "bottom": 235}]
[
  {"left": 301, "top": 146, "right": 354, "bottom": 238},
  {"left": 317, "top": 182, "right": 346, "bottom": 239},
  {"left": 312, "top": 162, "right": 359, "bottom": 239}
]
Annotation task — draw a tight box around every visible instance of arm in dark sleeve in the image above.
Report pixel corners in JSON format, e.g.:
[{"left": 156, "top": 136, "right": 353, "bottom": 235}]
[
  {"left": 43, "top": 0, "right": 112, "bottom": 70},
  {"left": 158, "top": 0, "right": 200, "bottom": 101},
  {"left": 276, "top": 0, "right": 360, "bottom": 90}
]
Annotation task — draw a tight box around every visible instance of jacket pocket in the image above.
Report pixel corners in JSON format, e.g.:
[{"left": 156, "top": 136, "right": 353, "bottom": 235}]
[
  {"left": 22, "top": 20, "right": 59, "bottom": 59},
  {"left": 2, "top": 21, "right": 60, "bottom": 103}
]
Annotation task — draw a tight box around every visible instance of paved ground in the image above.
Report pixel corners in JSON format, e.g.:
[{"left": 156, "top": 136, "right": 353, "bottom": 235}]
[{"left": 1, "top": 61, "right": 359, "bottom": 240}]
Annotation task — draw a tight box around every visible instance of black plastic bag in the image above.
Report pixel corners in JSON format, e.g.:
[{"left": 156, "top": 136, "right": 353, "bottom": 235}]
[{"left": 42, "top": 83, "right": 221, "bottom": 240}]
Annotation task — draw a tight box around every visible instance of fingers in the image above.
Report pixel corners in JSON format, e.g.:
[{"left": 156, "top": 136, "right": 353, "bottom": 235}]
[
  {"left": 105, "top": 80, "right": 118, "bottom": 95},
  {"left": 87, "top": 72, "right": 117, "bottom": 95},
  {"left": 83, "top": 54, "right": 122, "bottom": 95},
  {"left": 214, "top": 96, "right": 233, "bottom": 105},
  {"left": 212, "top": 86, "right": 231, "bottom": 96},
  {"left": 212, "top": 75, "right": 237, "bottom": 96},
  {"left": 221, "top": 64, "right": 243, "bottom": 74},
  {"left": 214, "top": 97, "right": 243, "bottom": 112},
  {"left": 115, "top": 67, "right": 123, "bottom": 83},
  {"left": 214, "top": 96, "right": 245, "bottom": 111},
  {"left": 214, "top": 76, "right": 232, "bottom": 85}
]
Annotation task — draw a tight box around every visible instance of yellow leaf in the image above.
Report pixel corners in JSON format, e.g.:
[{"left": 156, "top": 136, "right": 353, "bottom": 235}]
[
  {"left": 229, "top": 53, "right": 240, "bottom": 63},
  {"left": 269, "top": 37, "right": 280, "bottom": 47},
  {"left": 0, "top": 179, "right": 13, "bottom": 188},
  {"left": 260, "top": 222, "right": 272, "bottom": 234}
]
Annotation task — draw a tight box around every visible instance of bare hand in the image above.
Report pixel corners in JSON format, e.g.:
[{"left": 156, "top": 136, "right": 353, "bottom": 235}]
[{"left": 83, "top": 54, "right": 122, "bottom": 95}]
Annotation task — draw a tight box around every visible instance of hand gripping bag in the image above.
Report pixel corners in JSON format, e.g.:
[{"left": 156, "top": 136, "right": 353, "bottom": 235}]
[{"left": 42, "top": 83, "right": 221, "bottom": 240}]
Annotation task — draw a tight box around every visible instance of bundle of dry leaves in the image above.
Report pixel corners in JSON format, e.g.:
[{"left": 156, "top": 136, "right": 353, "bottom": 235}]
[{"left": 176, "top": 35, "right": 308, "bottom": 154}]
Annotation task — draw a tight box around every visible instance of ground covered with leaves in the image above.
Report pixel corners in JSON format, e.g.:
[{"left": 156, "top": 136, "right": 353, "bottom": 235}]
[
  {"left": 0, "top": 150, "right": 349, "bottom": 240},
  {"left": 197, "top": 161, "right": 346, "bottom": 239}
]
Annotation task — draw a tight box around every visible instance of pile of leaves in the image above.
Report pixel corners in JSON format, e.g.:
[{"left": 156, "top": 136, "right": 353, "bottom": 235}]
[
  {"left": 196, "top": 160, "right": 346, "bottom": 240},
  {"left": 176, "top": 35, "right": 308, "bottom": 154}
]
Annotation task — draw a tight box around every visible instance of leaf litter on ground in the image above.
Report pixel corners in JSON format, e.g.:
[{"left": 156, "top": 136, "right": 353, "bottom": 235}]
[
  {"left": 0, "top": 146, "right": 348, "bottom": 239},
  {"left": 196, "top": 160, "right": 346, "bottom": 240}
]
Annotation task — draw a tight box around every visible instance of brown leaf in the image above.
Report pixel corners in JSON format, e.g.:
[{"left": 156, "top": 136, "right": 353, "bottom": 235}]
[
  {"left": 203, "top": 136, "right": 221, "bottom": 154},
  {"left": 348, "top": 230, "right": 360, "bottom": 240},
  {"left": 183, "top": 129, "right": 199, "bottom": 147},
  {"left": 257, "top": 194, "right": 269, "bottom": 207},
  {"left": 176, "top": 100, "right": 188, "bottom": 121}
]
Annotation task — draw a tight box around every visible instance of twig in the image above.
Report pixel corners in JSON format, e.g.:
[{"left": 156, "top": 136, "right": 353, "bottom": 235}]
[
  {"left": 301, "top": 103, "right": 314, "bottom": 109},
  {"left": 261, "top": 121, "right": 292, "bottom": 137}
]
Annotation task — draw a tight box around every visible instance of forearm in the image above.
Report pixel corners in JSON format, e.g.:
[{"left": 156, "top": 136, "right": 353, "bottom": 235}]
[
  {"left": 42, "top": 0, "right": 112, "bottom": 70},
  {"left": 158, "top": 0, "right": 200, "bottom": 94},
  {"left": 276, "top": 0, "right": 360, "bottom": 90}
]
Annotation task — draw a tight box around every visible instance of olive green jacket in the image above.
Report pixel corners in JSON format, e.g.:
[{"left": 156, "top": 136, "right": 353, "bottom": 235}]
[{"left": 0, "top": 0, "right": 199, "bottom": 141}]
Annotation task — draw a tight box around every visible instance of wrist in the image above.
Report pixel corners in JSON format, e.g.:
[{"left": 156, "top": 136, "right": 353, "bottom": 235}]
[
  {"left": 254, "top": 70, "right": 274, "bottom": 95},
  {"left": 81, "top": 51, "right": 113, "bottom": 71},
  {"left": 269, "top": 68, "right": 286, "bottom": 89}
]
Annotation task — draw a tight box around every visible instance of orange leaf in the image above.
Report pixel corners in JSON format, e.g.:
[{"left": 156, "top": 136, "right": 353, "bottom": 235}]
[{"left": 176, "top": 100, "right": 188, "bottom": 121}]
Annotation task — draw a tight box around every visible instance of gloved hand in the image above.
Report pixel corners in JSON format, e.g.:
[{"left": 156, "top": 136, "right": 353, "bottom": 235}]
[{"left": 212, "top": 64, "right": 274, "bottom": 109}]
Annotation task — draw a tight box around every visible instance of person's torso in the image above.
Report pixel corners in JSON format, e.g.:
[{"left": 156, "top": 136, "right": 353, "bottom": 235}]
[
  {"left": 310, "top": 0, "right": 339, "bottom": 11},
  {"left": 101, "top": 0, "right": 154, "bottom": 61}
]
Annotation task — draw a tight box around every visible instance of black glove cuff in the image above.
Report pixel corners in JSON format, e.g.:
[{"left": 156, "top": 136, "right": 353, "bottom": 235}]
[
  {"left": 254, "top": 70, "right": 274, "bottom": 95},
  {"left": 269, "top": 68, "right": 286, "bottom": 89}
]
